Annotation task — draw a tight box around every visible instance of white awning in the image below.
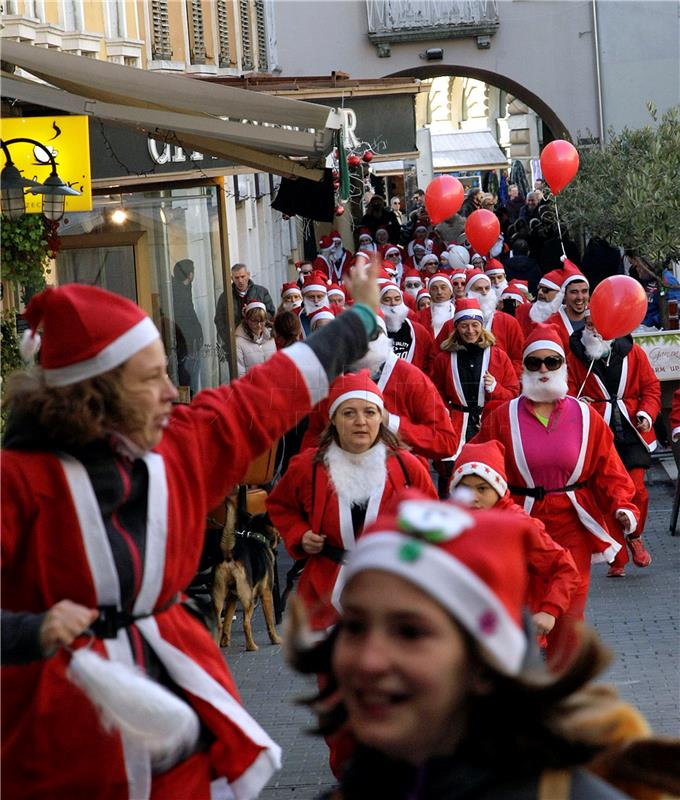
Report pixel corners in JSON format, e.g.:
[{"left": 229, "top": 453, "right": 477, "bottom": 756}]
[
  {"left": 431, "top": 129, "right": 507, "bottom": 171},
  {"left": 1, "top": 40, "right": 341, "bottom": 180}
]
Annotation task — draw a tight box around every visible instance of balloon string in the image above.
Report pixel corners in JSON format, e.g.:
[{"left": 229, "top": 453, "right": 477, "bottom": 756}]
[{"left": 554, "top": 197, "right": 568, "bottom": 260}]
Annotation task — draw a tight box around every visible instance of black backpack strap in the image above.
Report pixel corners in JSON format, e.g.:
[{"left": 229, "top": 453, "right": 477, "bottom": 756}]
[{"left": 395, "top": 452, "right": 411, "bottom": 487}]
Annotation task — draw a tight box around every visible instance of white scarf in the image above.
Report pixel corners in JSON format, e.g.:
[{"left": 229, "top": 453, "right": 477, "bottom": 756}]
[{"left": 324, "top": 441, "right": 387, "bottom": 506}]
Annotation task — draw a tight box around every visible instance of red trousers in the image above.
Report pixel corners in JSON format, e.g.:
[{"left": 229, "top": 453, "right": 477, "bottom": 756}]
[
  {"left": 611, "top": 467, "right": 649, "bottom": 568},
  {"left": 151, "top": 751, "right": 212, "bottom": 800}
]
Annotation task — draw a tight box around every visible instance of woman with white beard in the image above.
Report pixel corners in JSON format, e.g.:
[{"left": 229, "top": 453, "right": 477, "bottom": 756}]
[
  {"left": 417, "top": 273, "right": 456, "bottom": 339},
  {"left": 475, "top": 323, "right": 640, "bottom": 667},
  {"left": 277, "top": 282, "right": 303, "bottom": 315},
  {"left": 379, "top": 283, "right": 435, "bottom": 373}
]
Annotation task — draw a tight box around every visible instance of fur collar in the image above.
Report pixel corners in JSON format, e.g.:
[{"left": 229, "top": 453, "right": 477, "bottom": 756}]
[{"left": 324, "top": 441, "right": 387, "bottom": 506}]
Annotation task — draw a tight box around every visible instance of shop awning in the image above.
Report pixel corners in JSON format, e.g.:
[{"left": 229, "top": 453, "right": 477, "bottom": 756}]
[
  {"left": 431, "top": 130, "right": 508, "bottom": 171},
  {"left": 1, "top": 40, "right": 341, "bottom": 180}
]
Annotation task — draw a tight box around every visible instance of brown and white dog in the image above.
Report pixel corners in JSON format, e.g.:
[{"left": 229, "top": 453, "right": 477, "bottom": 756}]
[{"left": 211, "top": 499, "right": 282, "bottom": 652}]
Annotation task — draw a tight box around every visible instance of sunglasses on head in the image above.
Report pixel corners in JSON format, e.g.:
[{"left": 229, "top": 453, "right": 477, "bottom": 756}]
[{"left": 523, "top": 355, "right": 564, "bottom": 372}]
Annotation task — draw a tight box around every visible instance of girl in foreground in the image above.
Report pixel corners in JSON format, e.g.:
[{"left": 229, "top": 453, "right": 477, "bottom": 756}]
[{"left": 289, "top": 493, "right": 679, "bottom": 800}]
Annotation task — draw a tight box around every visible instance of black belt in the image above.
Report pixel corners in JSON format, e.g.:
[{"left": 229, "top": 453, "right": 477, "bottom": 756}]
[
  {"left": 91, "top": 594, "right": 179, "bottom": 639},
  {"left": 320, "top": 542, "right": 347, "bottom": 564},
  {"left": 508, "top": 481, "right": 587, "bottom": 501},
  {"left": 235, "top": 529, "right": 272, "bottom": 549},
  {"left": 449, "top": 402, "right": 483, "bottom": 413}
]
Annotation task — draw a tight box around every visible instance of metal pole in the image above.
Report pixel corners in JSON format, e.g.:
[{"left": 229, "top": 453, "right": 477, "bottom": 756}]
[
  {"left": 215, "top": 177, "right": 238, "bottom": 381},
  {"left": 591, "top": 0, "right": 606, "bottom": 149}
]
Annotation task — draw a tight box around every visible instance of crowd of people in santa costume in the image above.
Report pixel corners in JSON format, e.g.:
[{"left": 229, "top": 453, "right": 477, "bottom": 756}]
[{"left": 3, "top": 204, "right": 680, "bottom": 799}]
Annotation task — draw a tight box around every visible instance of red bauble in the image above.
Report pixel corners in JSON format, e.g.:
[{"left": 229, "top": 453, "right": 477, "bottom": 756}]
[
  {"left": 347, "top": 154, "right": 362, "bottom": 168},
  {"left": 540, "top": 140, "right": 579, "bottom": 195},
  {"left": 464, "top": 209, "right": 500, "bottom": 256},
  {"left": 333, "top": 180, "right": 340, "bottom": 189},
  {"left": 362, "top": 150, "right": 373, "bottom": 163},
  {"left": 589, "top": 275, "right": 648, "bottom": 339},
  {"left": 332, "top": 169, "right": 339, "bottom": 179},
  {"left": 335, "top": 205, "right": 345, "bottom": 216},
  {"left": 424, "top": 175, "right": 464, "bottom": 225}
]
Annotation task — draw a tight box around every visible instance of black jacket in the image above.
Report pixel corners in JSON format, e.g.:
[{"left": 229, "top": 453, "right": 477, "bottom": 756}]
[
  {"left": 505, "top": 255, "right": 544, "bottom": 296},
  {"left": 214, "top": 280, "right": 275, "bottom": 343}
]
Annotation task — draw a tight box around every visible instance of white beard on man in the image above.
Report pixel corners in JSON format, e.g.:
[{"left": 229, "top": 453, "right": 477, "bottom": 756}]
[
  {"left": 283, "top": 298, "right": 303, "bottom": 313},
  {"left": 529, "top": 290, "right": 564, "bottom": 323},
  {"left": 492, "top": 279, "right": 509, "bottom": 303},
  {"left": 351, "top": 332, "right": 394, "bottom": 374},
  {"left": 521, "top": 363, "right": 569, "bottom": 402},
  {"left": 431, "top": 300, "right": 455, "bottom": 334},
  {"left": 582, "top": 325, "right": 614, "bottom": 361},
  {"left": 468, "top": 289, "right": 497, "bottom": 321},
  {"left": 404, "top": 281, "right": 423, "bottom": 299},
  {"left": 380, "top": 301, "right": 411, "bottom": 333},
  {"left": 303, "top": 295, "right": 328, "bottom": 316}
]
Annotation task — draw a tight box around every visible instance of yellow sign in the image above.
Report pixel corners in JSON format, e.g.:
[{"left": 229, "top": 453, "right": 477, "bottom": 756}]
[{"left": 0, "top": 115, "right": 92, "bottom": 213}]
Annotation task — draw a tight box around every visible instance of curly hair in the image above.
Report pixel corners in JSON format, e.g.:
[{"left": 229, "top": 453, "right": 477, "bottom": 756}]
[
  {"left": 440, "top": 325, "right": 496, "bottom": 352},
  {"left": 4, "top": 366, "right": 147, "bottom": 447}
]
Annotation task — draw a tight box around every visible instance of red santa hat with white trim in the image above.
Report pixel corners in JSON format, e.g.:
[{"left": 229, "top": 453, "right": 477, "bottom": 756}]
[
  {"left": 502, "top": 281, "right": 527, "bottom": 305},
  {"left": 450, "top": 269, "right": 468, "bottom": 284},
  {"left": 21, "top": 284, "right": 160, "bottom": 387},
  {"left": 308, "top": 306, "right": 335, "bottom": 329},
  {"left": 243, "top": 300, "right": 267, "bottom": 315},
  {"left": 301, "top": 271, "right": 329, "bottom": 295},
  {"left": 560, "top": 258, "right": 589, "bottom": 290},
  {"left": 330, "top": 229, "right": 342, "bottom": 242},
  {"left": 328, "top": 370, "right": 384, "bottom": 418},
  {"left": 327, "top": 283, "right": 346, "bottom": 301},
  {"left": 484, "top": 258, "right": 506, "bottom": 277},
  {"left": 539, "top": 269, "right": 567, "bottom": 293},
  {"left": 450, "top": 440, "right": 509, "bottom": 498},
  {"left": 523, "top": 322, "right": 565, "bottom": 359},
  {"left": 383, "top": 245, "right": 403, "bottom": 260},
  {"left": 465, "top": 268, "right": 491, "bottom": 294},
  {"left": 511, "top": 279, "right": 530, "bottom": 297},
  {"left": 420, "top": 253, "right": 439, "bottom": 270},
  {"left": 416, "top": 287, "right": 431, "bottom": 306},
  {"left": 281, "top": 282, "right": 301, "bottom": 299},
  {"left": 318, "top": 234, "right": 334, "bottom": 252},
  {"left": 340, "top": 491, "right": 531, "bottom": 675},
  {"left": 427, "top": 272, "right": 453, "bottom": 292},
  {"left": 379, "top": 282, "right": 403, "bottom": 302},
  {"left": 453, "top": 297, "right": 484, "bottom": 324}
]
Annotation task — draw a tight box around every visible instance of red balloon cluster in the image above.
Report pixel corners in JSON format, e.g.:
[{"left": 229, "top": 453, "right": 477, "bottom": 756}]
[
  {"left": 424, "top": 175, "right": 464, "bottom": 225},
  {"left": 464, "top": 209, "right": 500, "bottom": 256},
  {"left": 589, "top": 275, "right": 648, "bottom": 339},
  {"left": 540, "top": 140, "right": 579, "bottom": 195}
]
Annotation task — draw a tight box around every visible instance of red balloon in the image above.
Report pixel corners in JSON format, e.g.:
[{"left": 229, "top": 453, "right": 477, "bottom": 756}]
[
  {"left": 335, "top": 205, "right": 345, "bottom": 217},
  {"left": 589, "top": 275, "right": 647, "bottom": 339},
  {"left": 464, "top": 209, "right": 500, "bottom": 256},
  {"left": 424, "top": 175, "right": 464, "bottom": 225},
  {"left": 540, "top": 140, "right": 579, "bottom": 195}
]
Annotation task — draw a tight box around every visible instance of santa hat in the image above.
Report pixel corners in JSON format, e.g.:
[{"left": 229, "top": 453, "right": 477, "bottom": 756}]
[
  {"left": 502, "top": 282, "right": 527, "bottom": 305},
  {"left": 439, "top": 251, "right": 451, "bottom": 264},
  {"left": 384, "top": 245, "right": 402, "bottom": 259},
  {"left": 243, "top": 300, "right": 267, "bottom": 315},
  {"left": 302, "top": 271, "right": 329, "bottom": 294},
  {"left": 281, "top": 282, "right": 300, "bottom": 299},
  {"left": 450, "top": 270, "right": 468, "bottom": 284},
  {"left": 308, "top": 306, "right": 335, "bottom": 328},
  {"left": 453, "top": 297, "right": 484, "bottom": 324},
  {"left": 375, "top": 226, "right": 389, "bottom": 238},
  {"left": 358, "top": 228, "right": 373, "bottom": 241},
  {"left": 414, "top": 225, "right": 428, "bottom": 235},
  {"left": 21, "top": 285, "right": 159, "bottom": 387},
  {"left": 484, "top": 258, "right": 505, "bottom": 277},
  {"left": 318, "top": 234, "right": 333, "bottom": 251},
  {"left": 328, "top": 370, "right": 384, "bottom": 418},
  {"left": 416, "top": 287, "right": 431, "bottom": 306},
  {"left": 523, "top": 323, "right": 565, "bottom": 359},
  {"left": 512, "top": 280, "right": 530, "bottom": 296},
  {"left": 379, "top": 282, "right": 403, "bottom": 301},
  {"left": 427, "top": 272, "right": 453, "bottom": 292},
  {"left": 420, "top": 253, "right": 439, "bottom": 269},
  {"left": 375, "top": 266, "right": 394, "bottom": 288},
  {"left": 412, "top": 242, "right": 427, "bottom": 252},
  {"left": 327, "top": 283, "right": 346, "bottom": 300},
  {"left": 465, "top": 269, "right": 491, "bottom": 294},
  {"left": 342, "top": 492, "right": 529, "bottom": 675},
  {"left": 450, "top": 440, "right": 508, "bottom": 498},
  {"left": 330, "top": 230, "right": 342, "bottom": 242},
  {"left": 538, "top": 269, "right": 567, "bottom": 292},
  {"left": 561, "top": 258, "right": 589, "bottom": 289},
  {"left": 402, "top": 267, "right": 422, "bottom": 283}
]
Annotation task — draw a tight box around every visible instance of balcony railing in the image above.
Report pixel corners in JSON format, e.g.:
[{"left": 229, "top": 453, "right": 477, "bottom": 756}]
[{"left": 366, "top": 0, "right": 499, "bottom": 55}]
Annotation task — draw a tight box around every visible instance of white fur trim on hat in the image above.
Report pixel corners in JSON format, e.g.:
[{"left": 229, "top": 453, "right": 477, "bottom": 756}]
[
  {"left": 328, "top": 287, "right": 345, "bottom": 298},
  {"left": 453, "top": 307, "right": 484, "bottom": 324},
  {"left": 539, "top": 278, "right": 561, "bottom": 292},
  {"left": 451, "top": 462, "right": 508, "bottom": 498},
  {"left": 421, "top": 254, "right": 439, "bottom": 266},
  {"left": 329, "top": 390, "right": 384, "bottom": 418},
  {"left": 43, "top": 317, "right": 160, "bottom": 387},
  {"left": 523, "top": 338, "right": 565, "bottom": 359},
  {"left": 465, "top": 274, "right": 490, "bottom": 292},
  {"left": 503, "top": 291, "right": 524, "bottom": 304},
  {"left": 244, "top": 301, "right": 267, "bottom": 313},
  {"left": 428, "top": 275, "right": 452, "bottom": 288},
  {"left": 281, "top": 287, "right": 301, "bottom": 298},
  {"left": 342, "top": 532, "right": 526, "bottom": 675},
  {"left": 379, "top": 283, "right": 402, "bottom": 298},
  {"left": 302, "top": 283, "right": 327, "bottom": 294},
  {"left": 450, "top": 271, "right": 467, "bottom": 282},
  {"left": 384, "top": 246, "right": 401, "bottom": 257},
  {"left": 562, "top": 274, "right": 589, "bottom": 289}
]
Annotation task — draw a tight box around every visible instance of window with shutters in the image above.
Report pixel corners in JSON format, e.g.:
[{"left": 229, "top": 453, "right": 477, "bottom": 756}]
[
  {"left": 187, "top": 0, "right": 206, "bottom": 64},
  {"left": 215, "top": 0, "right": 232, "bottom": 67},
  {"left": 254, "top": 0, "right": 268, "bottom": 72},
  {"left": 239, "top": 0, "right": 253, "bottom": 71},
  {"left": 151, "top": 0, "right": 172, "bottom": 60}
]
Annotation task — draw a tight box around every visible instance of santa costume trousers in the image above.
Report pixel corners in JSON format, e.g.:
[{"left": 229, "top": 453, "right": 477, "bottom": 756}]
[{"left": 611, "top": 467, "right": 649, "bottom": 569}]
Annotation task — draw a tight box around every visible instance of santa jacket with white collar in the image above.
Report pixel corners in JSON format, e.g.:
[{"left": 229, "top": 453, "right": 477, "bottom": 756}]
[
  {"left": 267, "top": 443, "right": 436, "bottom": 630},
  {"left": 566, "top": 333, "right": 660, "bottom": 452},
  {"left": 474, "top": 397, "right": 639, "bottom": 563},
  {"left": 1, "top": 299, "right": 376, "bottom": 800},
  {"left": 300, "top": 352, "right": 459, "bottom": 461},
  {"left": 387, "top": 315, "right": 436, "bottom": 374}
]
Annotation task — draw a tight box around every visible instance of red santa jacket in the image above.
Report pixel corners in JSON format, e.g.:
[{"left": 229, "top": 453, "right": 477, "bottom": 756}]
[
  {"left": 267, "top": 445, "right": 436, "bottom": 629},
  {"left": 474, "top": 397, "right": 639, "bottom": 563},
  {"left": 1, "top": 346, "right": 329, "bottom": 800},
  {"left": 436, "top": 310, "right": 525, "bottom": 376},
  {"left": 566, "top": 339, "right": 661, "bottom": 451},
  {"left": 301, "top": 353, "right": 459, "bottom": 461},
  {"left": 516, "top": 301, "right": 537, "bottom": 338},
  {"left": 546, "top": 306, "right": 582, "bottom": 351},
  {"left": 431, "top": 345, "right": 520, "bottom": 459},
  {"left": 672, "top": 388, "right": 680, "bottom": 442}
]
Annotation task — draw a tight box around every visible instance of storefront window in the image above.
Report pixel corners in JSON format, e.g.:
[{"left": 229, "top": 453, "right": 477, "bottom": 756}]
[{"left": 56, "top": 183, "right": 228, "bottom": 394}]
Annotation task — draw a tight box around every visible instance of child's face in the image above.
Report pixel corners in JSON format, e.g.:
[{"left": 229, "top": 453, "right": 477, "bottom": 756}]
[{"left": 457, "top": 475, "right": 500, "bottom": 509}]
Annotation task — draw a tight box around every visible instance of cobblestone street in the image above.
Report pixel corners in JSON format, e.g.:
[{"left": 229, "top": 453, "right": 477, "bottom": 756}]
[{"left": 224, "top": 457, "right": 679, "bottom": 799}]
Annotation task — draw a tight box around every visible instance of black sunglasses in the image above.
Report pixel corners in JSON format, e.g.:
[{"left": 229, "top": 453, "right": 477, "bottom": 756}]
[{"left": 523, "top": 355, "right": 564, "bottom": 372}]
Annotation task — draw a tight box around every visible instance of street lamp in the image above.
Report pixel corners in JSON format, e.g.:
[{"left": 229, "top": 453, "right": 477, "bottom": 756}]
[{"left": 0, "top": 137, "right": 80, "bottom": 221}]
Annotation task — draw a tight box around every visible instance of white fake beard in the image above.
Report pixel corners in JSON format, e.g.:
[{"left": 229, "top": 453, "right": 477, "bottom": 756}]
[
  {"left": 431, "top": 300, "right": 454, "bottom": 329},
  {"left": 492, "top": 280, "right": 508, "bottom": 302},
  {"left": 521, "top": 364, "right": 569, "bottom": 402},
  {"left": 530, "top": 292, "right": 564, "bottom": 323},
  {"left": 303, "top": 296, "right": 327, "bottom": 316},
  {"left": 468, "top": 290, "right": 497, "bottom": 321},
  {"left": 404, "top": 283, "right": 423, "bottom": 299},
  {"left": 351, "top": 334, "right": 394, "bottom": 373},
  {"left": 324, "top": 441, "right": 387, "bottom": 506},
  {"left": 582, "top": 326, "right": 613, "bottom": 360},
  {"left": 380, "top": 302, "right": 410, "bottom": 332},
  {"left": 283, "top": 299, "right": 302, "bottom": 312}
]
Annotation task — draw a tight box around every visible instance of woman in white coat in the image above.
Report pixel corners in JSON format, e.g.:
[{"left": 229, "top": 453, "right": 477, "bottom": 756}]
[{"left": 235, "top": 301, "right": 276, "bottom": 376}]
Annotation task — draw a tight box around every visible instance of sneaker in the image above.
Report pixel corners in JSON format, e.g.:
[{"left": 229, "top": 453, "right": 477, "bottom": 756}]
[
  {"left": 627, "top": 536, "right": 652, "bottom": 568},
  {"left": 607, "top": 565, "right": 626, "bottom": 578}
]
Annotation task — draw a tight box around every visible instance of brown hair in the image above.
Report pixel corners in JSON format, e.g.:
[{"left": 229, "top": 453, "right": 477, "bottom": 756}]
[
  {"left": 3, "top": 365, "right": 146, "bottom": 447},
  {"left": 273, "top": 310, "right": 302, "bottom": 347},
  {"left": 242, "top": 307, "right": 269, "bottom": 341},
  {"left": 313, "top": 420, "right": 408, "bottom": 464},
  {"left": 441, "top": 325, "right": 496, "bottom": 352}
]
